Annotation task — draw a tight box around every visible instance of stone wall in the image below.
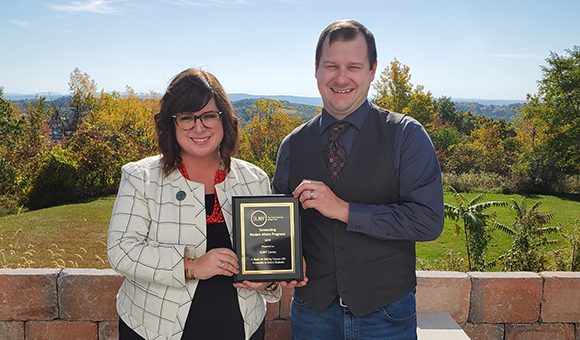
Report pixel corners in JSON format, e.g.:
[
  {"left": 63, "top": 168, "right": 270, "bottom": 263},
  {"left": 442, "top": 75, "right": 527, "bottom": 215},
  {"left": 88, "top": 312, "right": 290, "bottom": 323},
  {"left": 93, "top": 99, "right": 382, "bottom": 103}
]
[{"left": 0, "top": 269, "right": 579, "bottom": 340}]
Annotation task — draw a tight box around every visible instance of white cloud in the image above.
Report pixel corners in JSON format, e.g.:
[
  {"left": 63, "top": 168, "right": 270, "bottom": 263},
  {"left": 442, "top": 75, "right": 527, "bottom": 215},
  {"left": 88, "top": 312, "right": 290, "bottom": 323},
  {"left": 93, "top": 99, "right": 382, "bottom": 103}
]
[
  {"left": 158, "top": 0, "right": 209, "bottom": 5},
  {"left": 9, "top": 20, "right": 33, "bottom": 28},
  {"left": 274, "top": 0, "right": 304, "bottom": 3},
  {"left": 159, "top": 0, "right": 247, "bottom": 6},
  {"left": 208, "top": 0, "right": 248, "bottom": 4},
  {"left": 48, "top": 0, "right": 123, "bottom": 15}
]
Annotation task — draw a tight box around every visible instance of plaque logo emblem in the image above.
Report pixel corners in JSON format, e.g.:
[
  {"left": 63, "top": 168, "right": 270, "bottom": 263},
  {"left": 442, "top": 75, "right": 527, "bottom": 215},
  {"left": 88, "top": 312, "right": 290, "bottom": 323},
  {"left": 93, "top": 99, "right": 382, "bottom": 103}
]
[{"left": 250, "top": 210, "right": 267, "bottom": 227}]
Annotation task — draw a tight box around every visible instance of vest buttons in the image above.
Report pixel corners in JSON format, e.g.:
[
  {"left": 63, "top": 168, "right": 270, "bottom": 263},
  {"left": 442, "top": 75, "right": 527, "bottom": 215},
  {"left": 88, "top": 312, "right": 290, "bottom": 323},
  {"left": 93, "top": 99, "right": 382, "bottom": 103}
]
[
  {"left": 337, "top": 268, "right": 343, "bottom": 274},
  {"left": 333, "top": 223, "right": 340, "bottom": 229},
  {"left": 335, "top": 245, "right": 342, "bottom": 252}
]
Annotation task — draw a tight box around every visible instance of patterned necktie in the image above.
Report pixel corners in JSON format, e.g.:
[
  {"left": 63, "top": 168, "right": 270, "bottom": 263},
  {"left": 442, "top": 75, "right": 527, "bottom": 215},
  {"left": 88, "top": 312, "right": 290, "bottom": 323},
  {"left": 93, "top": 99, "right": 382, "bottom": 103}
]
[{"left": 324, "top": 121, "right": 350, "bottom": 182}]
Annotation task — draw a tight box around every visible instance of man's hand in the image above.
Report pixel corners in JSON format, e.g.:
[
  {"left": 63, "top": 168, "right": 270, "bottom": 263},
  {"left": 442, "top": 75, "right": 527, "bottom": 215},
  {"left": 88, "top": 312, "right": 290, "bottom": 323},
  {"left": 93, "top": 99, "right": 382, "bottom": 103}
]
[
  {"left": 280, "top": 257, "right": 308, "bottom": 288},
  {"left": 293, "top": 179, "right": 349, "bottom": 223}
]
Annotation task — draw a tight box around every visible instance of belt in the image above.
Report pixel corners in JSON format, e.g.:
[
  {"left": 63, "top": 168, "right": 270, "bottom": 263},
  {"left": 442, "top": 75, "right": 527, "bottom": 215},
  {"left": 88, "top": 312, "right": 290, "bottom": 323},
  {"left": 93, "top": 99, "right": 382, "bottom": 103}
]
[{"left": 335, "top": 295, "right": 348, "bottom": 308}]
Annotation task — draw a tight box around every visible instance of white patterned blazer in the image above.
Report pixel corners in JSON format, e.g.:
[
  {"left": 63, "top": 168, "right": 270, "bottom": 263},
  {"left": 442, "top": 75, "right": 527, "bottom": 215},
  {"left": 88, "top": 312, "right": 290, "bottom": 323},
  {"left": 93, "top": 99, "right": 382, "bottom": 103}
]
[{"left": 107, "top": 155, "right": 281, "bottom": 340}]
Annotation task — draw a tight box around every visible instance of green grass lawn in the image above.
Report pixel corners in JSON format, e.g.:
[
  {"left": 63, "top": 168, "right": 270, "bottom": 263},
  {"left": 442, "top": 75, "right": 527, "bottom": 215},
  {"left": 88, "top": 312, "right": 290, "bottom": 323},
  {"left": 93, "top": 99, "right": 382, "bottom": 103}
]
[
  {"left": 1, "top": 192, "right": 579, "bottom": 270},
  {"left": 417, "top": 191, "right": 580, "bottom": 270},
  {"left": 0, "top": 196, "right": 115, "bottom": 269}
]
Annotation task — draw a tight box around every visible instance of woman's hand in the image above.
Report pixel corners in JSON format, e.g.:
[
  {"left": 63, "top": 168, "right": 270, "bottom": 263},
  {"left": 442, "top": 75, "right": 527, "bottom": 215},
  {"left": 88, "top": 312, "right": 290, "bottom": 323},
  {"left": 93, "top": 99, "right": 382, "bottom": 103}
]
[
  {"left": 233, "top": 281, "right": 271, "bottom": 291},
  {"left": 187, "top": 248, "right": 239, "bottom": 280}
]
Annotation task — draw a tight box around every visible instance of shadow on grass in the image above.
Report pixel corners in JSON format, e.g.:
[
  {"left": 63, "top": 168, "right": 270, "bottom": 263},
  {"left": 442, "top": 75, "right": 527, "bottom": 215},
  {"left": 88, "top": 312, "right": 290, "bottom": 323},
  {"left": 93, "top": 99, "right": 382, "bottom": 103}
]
[{"left": 553, "top": 192, "right": 580, "bottom": 203}]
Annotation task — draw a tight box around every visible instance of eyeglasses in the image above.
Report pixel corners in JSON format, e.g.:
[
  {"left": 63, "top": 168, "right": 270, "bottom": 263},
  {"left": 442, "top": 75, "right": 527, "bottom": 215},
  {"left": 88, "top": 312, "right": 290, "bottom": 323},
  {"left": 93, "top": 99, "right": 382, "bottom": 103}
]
[{"left": 172, "top": 111, "right": 222, "bottom": 130}]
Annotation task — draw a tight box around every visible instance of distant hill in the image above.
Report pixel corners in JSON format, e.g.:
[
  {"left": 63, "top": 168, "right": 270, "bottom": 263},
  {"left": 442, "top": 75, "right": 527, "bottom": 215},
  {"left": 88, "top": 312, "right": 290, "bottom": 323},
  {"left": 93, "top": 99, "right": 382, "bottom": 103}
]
[
  {"left": 452, "top": 98, "right": 525, "bottom": 105},
  {"left": 10, "top": 95, "right": 71, "bottom": 111},
  {"left": 454, "top": 101, "right": 523, "bottom": 121},
  {"left": 227, "top": 93, "right": 322, "bottom": 107},
  {"left": 231, "top": 98, "right": 317, "bottom": 123},
  {"left": 4, "top": 92, "right": 65, "bottom": 101},
  {"left": 5, "top": 92, "right": 524, "bottom": 122}
]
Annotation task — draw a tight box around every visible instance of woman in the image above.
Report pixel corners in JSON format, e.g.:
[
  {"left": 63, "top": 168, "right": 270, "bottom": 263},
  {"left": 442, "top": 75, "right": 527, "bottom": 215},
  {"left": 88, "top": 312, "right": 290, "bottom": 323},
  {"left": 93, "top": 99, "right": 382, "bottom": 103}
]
[{"left": 108, "top": 68, "right": 281, "bottom": 340}]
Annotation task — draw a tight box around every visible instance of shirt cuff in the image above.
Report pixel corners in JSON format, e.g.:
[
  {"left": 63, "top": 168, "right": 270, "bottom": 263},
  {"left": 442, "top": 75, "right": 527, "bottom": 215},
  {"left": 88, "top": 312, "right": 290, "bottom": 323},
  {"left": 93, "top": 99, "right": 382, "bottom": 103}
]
[{"left": 346, "top": 203, "right": 374, "bottom": 233}]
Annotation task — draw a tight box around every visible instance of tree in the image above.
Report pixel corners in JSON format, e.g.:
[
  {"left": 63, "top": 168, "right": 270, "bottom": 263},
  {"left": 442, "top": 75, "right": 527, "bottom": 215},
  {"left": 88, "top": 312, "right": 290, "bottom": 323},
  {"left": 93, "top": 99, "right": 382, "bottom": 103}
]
[
  {"left": 0, "top": 94, "right": 53, "bottom": 211},
  {"left": 512, "top": 94, "right": 564, "bottom": 193},
  {"left": 520, "top": 46, "right": 580, "bottom": 175},
  {"left": 429, "top": 124, "right": 463, "bottom": 155},
  {"left": 445, "top": 142, "right": 483, "bottom": 175},
  {"left": 372, "top": 59, "right": 412, "bottom": 113},
  {"left": 470, "top": 124, "right": 512, "bottom": 175},
  {"left": 0, "top": 87, "right": 24, "bottom": 148},
  {"left": 0, "top": 89, "right": 22, "bottom": 212},
  {"left": 53, "top": 88, "right": 159, "bottom": 205},
  {"left": 372, "top": 59, "right": 436, "bottom": 126},
  {"left": 493, "top": 198, "right": 559, "bottom": 272},
  {"left": 89, "top": 87, "right": 158, "bottom": 155},
  {"left": 444, "top": 186, "right": 507, "bottom": 271},
  {"left": 66, "top": 68, "right": 99, "bottom": 135},
  {"left": 404, "top": 85, "right": 434, "bottom": 127},
  {"left": 238, "top": 99, "right": 303, "bottom": 179},
  {"left": 434, "top": 96, "right": 457, "bottom": 124}
]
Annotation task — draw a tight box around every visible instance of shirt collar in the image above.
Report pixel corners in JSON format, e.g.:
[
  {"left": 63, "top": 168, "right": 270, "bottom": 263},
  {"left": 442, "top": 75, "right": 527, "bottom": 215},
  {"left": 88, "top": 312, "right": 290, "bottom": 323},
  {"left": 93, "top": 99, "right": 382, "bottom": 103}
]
[{"left": 319, "top": 100, "right": 371, "bottom": 134}]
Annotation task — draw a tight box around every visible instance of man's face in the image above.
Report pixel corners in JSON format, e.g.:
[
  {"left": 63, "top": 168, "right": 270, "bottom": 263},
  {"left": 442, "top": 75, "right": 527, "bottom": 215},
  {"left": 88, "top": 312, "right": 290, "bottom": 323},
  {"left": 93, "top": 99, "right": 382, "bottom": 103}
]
[{"left": 316, "top": 33, "right": 377, "bottom": 120}]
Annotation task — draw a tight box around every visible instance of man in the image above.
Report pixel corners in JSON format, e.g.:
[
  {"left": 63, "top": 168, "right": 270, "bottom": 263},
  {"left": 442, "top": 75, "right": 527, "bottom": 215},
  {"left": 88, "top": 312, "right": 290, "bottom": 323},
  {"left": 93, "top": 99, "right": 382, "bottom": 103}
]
[{"left": 273, "top": 20, "right": 444, "bottom": 339}]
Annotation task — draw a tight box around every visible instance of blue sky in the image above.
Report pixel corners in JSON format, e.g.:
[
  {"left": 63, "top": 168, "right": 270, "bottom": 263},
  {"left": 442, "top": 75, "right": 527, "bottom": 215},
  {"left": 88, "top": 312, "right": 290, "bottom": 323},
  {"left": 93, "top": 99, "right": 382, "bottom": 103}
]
[{"left": 1, "top": 0, "right": 579, "bottom": 101}]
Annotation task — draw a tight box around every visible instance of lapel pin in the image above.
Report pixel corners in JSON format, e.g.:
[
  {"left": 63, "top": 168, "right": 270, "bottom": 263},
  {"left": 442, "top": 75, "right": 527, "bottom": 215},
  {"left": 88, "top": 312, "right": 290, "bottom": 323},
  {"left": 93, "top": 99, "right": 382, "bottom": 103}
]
[{"left": 176, "top": 190, "right": 186, "bottom": 201}]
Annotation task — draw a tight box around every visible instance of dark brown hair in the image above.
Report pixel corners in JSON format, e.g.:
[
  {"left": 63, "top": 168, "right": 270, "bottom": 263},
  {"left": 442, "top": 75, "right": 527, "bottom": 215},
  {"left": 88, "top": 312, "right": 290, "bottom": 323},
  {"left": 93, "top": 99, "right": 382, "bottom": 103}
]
[
  {"left": 154, "top": 68, "right": 239, "bottom": 175},
  {"left": 315, "top": 19, "right": 377, "bottom": 70}
]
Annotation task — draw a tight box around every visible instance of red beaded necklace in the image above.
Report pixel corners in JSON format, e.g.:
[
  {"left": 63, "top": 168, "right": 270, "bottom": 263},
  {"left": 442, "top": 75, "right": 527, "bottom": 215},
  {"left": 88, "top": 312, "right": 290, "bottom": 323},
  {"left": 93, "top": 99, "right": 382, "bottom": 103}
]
[{"left": 178, "top": 163, "right": 226, "bottom": 224}]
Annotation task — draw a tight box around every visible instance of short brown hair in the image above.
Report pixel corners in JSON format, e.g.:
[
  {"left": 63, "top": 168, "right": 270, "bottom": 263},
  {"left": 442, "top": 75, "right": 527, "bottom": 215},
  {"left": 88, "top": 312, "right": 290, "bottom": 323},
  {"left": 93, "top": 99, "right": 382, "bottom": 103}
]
[
  {"left": 154, "top": 68, "right": 239, "bottom": 175},
  {"left": 315, "top": 19, "right": 377, "bottom": 70}
]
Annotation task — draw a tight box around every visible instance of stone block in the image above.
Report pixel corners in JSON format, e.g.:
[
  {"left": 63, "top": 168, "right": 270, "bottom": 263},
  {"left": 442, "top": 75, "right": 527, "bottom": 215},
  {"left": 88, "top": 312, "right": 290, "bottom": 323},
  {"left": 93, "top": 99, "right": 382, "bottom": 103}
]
[
  {"left": 26, "top": 320, "right": 98, "bottom": 340},
  {"left": 266, "top": 301, "right": 280, "bottom": 320},
  {"left": 0, "top": 321, "right": 25, "bottom": 340},
  {"left": 505, "top": 323, "right": 575, "bottom": 340},
  {"left": 416, "top": 271, "right": 471, "bottom": 322},
  {"left": 0, "top": 268, "right": 59, "bottom": 320},
  {"left": 265, "top": 319, "right": 291, "bottom": 340},
  {"left": 460, "top": 322, "right": 504, "bottom": 340},
  {"left": 99, "top": 321, "right": 119, "bottom": 340},
  {"left": 469, "top": 272, "right": 542, "bottom": 323},
  {"left": 280, "top": 286, "right": 293, "bottom": 319},
  {"left": 58, "top": 268, "right": 124, "bottom": 321},
  {"left": 540, "top": 271, "right": 580, "bottom": 323}
]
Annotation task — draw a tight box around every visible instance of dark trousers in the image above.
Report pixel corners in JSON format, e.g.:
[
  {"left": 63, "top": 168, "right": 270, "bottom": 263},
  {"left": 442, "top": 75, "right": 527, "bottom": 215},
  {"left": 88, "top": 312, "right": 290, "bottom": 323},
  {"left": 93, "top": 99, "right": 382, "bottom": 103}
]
[{"left": 118, "top": 317, "right": 265, "bottom": 340}]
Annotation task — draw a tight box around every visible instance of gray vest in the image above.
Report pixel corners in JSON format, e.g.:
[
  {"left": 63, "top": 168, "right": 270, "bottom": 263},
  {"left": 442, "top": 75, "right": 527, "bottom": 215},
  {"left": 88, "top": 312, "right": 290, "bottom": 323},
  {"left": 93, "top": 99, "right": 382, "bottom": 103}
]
[{"left": 289, "top": 105, "right": 416, "bottom": 317}]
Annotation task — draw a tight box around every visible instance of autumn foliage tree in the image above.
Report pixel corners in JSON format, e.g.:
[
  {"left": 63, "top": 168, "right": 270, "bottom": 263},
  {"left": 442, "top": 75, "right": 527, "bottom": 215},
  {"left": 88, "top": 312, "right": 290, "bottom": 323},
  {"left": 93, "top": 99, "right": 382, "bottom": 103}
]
[
  {"left": 238, "top": 98, "right": 303, "bottom": 179},
  {"left": 373, "top": 59, "right": 412, "bottom": 113},
  {"left": 512, "top": 46, "right": 580, "bottom": 192},
  {"left": 2, "top": 47, "right": 579, "bottom": 211},
  {"left": 0, "top": 89, "right": 53, "bottom": 212},
  {"left": 25, "top": 70, "right": 159, "bottom": 209},
  {"left": 372, "top": 59, "right": 435, "bottom": 127}
]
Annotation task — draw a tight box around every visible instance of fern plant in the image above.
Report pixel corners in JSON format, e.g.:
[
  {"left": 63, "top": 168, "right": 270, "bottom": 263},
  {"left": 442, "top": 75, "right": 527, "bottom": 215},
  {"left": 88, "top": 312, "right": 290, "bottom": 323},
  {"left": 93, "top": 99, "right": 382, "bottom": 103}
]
[
  {"left": 491, "top": 197, "right": 559, "bottom": 272},
  {"left": 444, "top": 186, "right": 507, "bottom": 271}
]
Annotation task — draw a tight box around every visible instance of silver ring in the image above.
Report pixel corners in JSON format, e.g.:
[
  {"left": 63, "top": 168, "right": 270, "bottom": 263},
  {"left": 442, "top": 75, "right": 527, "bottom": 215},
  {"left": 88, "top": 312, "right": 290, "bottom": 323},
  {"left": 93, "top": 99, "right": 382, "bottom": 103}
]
[
  {"left": 220, "top": 262, "right": 225, "bottom": 268},
  {"left": 310, "top": 190, "right": 314, "bottom": 199}
]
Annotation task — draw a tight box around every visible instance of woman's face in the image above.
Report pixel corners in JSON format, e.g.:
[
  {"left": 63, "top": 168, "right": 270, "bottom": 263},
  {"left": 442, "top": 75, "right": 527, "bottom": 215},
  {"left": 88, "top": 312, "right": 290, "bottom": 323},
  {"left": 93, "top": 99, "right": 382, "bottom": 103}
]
[{"left": 175, "top": 97, "right": 224, "bottom": 162}]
